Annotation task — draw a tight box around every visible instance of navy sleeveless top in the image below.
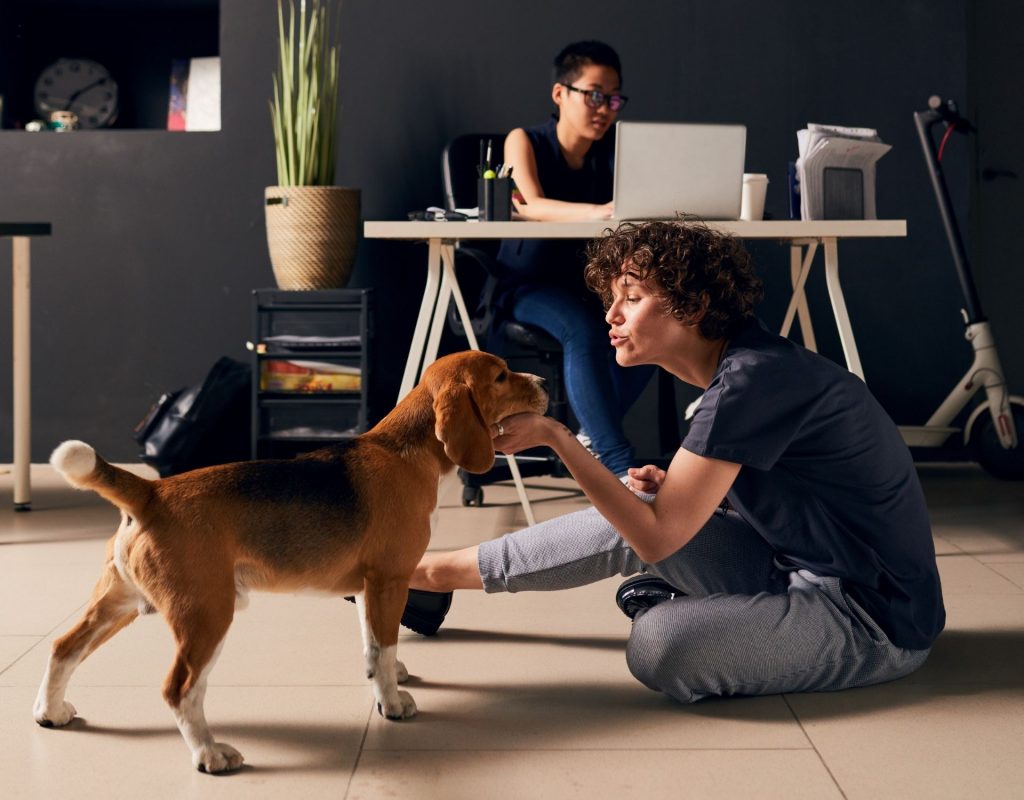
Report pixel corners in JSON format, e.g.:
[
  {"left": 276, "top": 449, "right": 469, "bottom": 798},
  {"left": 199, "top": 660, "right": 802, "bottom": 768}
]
[{"left": 496, "top": 116, "right": 615, "bottom": 293}]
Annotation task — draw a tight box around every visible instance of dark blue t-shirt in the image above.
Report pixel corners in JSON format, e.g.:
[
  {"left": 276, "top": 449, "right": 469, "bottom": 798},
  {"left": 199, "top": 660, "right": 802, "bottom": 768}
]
[
  {"left": 682, "top": 318, "right": 945, "bottom": 650},
  {"left": 496, "top": 115, "right": 614, "bottom": 292}
]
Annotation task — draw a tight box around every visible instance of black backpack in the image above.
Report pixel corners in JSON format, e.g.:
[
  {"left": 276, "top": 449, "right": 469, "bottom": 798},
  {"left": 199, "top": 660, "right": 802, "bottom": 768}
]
[{"left": 133, "top": 357, "right": 251, "bottom": 477}]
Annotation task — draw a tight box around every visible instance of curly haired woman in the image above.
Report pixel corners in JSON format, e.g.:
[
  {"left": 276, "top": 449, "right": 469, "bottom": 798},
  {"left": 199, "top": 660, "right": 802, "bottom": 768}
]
[{"left": 410, "top": 220, "right": 945, "bottom": 704}]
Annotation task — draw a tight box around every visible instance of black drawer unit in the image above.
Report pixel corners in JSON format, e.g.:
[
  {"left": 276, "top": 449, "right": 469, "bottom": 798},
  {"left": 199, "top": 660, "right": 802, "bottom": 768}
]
[{"left": 251, "top": 289, "right": 372, "bottom": 460}]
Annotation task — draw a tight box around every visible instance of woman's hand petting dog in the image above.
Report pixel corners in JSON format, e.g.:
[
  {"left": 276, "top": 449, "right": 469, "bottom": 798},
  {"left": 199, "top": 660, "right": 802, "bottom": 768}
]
[
  {"left": 491, "top": 415, "right": 668, "bottom": 497},
  {"left": 490, "top": 412, "right": 559, "bottom": 454}
]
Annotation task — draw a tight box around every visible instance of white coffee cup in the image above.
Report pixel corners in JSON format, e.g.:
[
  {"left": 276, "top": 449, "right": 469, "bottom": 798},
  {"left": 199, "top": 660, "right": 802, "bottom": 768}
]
[{"left": 740, "top": 173, "right": 769, "bottom": 221}]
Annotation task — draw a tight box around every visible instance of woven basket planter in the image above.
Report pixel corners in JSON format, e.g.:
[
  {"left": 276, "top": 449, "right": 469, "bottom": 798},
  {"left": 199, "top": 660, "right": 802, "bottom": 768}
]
[{"left": 265, "top": 186, "right": 360, "bottom": 290}]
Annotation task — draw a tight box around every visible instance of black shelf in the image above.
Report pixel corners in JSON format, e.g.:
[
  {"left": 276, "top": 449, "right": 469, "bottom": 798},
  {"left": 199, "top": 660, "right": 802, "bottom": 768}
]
[{"left": 251, "top": 288, "right": 373, "bottom": 460}]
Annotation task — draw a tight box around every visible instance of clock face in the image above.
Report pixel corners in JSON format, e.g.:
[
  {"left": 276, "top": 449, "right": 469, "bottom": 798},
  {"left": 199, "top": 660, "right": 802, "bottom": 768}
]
[{"left": 34, "top": 58, "right": 119, "bottom": 129}]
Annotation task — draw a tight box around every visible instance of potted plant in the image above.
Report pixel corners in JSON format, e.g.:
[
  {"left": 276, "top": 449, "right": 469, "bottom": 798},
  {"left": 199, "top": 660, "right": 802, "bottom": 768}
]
[{"left": 265, "top": 0, "right": 359, "bottom": 289}]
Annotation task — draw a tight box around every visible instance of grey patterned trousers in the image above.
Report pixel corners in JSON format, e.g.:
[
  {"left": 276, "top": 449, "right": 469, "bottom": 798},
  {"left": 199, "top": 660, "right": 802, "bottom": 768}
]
[{"left": 477, "top": 504, "right": 930, "bottom": 704}]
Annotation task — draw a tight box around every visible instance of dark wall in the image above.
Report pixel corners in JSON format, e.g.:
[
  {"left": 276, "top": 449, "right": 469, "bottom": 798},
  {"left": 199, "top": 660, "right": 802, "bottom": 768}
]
[{"left": 1, "top": 0, "right": 1006, "bottom": 462}]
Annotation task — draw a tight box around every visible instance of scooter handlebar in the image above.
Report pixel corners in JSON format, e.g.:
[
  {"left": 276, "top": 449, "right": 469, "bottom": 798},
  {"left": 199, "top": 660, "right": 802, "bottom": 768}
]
[{"left": 925, "top": 95, "right": 975, "bottom": 132}]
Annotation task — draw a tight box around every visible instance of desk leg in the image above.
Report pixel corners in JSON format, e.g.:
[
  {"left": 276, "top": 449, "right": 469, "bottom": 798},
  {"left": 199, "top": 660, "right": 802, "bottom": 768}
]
[
  {"left": 400, "top": 238, "right": 444, "bottom": 401},
  {"left": 12, "top": 237, "right": 31, "bottom": 510},
  {"left": 823, "top": 237, "right": 865, "bottom": 380},
  {"left": 442, "top": 246, "right": 479, "bottom": 351},
  {"left": 422, "top": 248, "right": 454, "bottom": 371},
  {"left": 439, "top": 246, "right": 536, "bottom": 526},
  {"left": 787, "top": 244, "right": 818, "bottom": 351},
  {"left": 780, "top": 240, "right": 818, "bottom": 343}
]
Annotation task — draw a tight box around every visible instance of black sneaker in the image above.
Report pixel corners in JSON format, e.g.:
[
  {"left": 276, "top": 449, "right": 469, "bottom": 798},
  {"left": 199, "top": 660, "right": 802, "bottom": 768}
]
[
  {"left": 401, "top": 589, "right": 453, "bottom": 636},
  {"left": 615, "top": 575, "right": 682, "bottom": 620},
  {"left": 343, "top": 589, "right": 453, "bottom": 636}
]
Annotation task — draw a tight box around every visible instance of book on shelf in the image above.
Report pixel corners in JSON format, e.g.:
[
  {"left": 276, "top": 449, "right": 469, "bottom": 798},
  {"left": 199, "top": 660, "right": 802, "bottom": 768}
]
[
  {"left": 167, "top": 59, "right": 189, "bottom": 131},
  {"left": 166, "top": 57, "right": 221, "bottom": 132},
  {"left": 260, "top": 359, "right": 361, "bottom": 393}
]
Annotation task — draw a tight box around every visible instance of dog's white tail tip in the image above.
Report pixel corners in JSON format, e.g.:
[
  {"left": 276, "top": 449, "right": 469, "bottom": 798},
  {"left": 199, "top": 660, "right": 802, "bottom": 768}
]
[{"left": 50, "top": 440, "right": 97, "bottom": 483}]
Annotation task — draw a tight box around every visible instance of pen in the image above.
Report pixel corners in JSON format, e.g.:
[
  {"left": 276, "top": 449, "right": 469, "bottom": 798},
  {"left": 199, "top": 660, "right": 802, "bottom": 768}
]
[{"left": 485, "top": 139, "right": 493, "bottom": 170}]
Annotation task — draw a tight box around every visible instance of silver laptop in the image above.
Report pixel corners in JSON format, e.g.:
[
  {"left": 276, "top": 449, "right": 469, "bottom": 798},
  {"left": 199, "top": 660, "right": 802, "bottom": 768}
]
[{"left": 612, "top": 121, "right": 747, "bottom": 220}]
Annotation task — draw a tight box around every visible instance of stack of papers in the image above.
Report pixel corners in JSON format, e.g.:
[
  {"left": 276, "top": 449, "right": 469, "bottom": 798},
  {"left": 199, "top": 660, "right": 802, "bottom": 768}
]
[{"left": 796, "top": 123, "right": 891, "bottom": 220}]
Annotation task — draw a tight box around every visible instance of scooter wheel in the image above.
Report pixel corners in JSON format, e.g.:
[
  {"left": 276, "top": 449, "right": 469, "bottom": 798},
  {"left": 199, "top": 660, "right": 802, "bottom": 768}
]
[{"left": 969, "top": 401, "right": 1024, "bottom": 480}]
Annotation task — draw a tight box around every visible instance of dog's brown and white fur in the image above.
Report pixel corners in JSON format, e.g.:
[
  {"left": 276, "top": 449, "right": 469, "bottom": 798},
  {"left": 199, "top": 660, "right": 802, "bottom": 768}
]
[{"left": 34, "top": 351, "right": 547, "bottom": 773}]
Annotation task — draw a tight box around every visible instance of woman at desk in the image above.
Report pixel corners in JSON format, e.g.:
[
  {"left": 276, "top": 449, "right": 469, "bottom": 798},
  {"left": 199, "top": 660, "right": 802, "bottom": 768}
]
[{"left": 497, "top": 40, "right": 653, "bottom": 477}]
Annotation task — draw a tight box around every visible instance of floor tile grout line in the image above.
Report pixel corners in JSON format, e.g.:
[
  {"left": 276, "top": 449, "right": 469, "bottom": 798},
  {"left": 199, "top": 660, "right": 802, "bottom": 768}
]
[
  {"left": 975, "top": 561, "right": 1024, "bottom": 592},
  {"left": 781, "top": 693, "right": 848, "bottom": 799},
  {"left": 0, "top": 602, "right": 88, "bottom": 679},
  {"left": 933, "top": 538, "right": 969, "bottom": 555},
  {"left": 0, "top": 635, "right": 45, "bottom": 678},
  {"left": 357, "top": 746, "right": 821, "bottom": 753},
  {"left": 0, "top": 683, "right": 380, "bottom": 689},
  {"left": 7, "top": 679, "right": 1012, "bottom": 690},
  {"left": 343, "top": 701, "right": 375, "bottom": 800}
]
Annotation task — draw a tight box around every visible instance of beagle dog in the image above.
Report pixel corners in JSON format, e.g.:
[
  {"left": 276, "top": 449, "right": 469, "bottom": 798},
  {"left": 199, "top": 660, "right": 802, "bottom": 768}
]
[{"left": 34, "top": 351, "right": 547, "bottom": 773}]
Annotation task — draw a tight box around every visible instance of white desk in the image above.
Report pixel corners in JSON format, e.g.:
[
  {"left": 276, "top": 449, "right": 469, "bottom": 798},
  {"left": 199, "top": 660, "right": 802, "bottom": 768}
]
[
  {"left": 364, "top": 219, "right": 907, "bottom": 520},
  {"left": 2, "top": 223, "right": 51, "bottom": 510}
]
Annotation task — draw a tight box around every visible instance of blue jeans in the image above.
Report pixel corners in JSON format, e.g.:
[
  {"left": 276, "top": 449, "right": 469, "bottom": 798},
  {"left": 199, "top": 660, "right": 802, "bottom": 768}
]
[{"left": 508, "top": 285, "right": 654, "bottom": 476}]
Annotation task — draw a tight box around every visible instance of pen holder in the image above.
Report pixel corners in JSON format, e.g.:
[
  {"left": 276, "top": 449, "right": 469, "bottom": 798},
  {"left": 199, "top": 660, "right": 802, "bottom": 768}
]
[{"left": 477, "top": 177, "right": 512, "bottom": 221}]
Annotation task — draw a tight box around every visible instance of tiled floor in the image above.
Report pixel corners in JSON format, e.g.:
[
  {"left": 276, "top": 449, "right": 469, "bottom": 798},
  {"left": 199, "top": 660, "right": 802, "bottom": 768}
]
[{"left": 2, "top": 461, "right": 1022, "bottom": 799}]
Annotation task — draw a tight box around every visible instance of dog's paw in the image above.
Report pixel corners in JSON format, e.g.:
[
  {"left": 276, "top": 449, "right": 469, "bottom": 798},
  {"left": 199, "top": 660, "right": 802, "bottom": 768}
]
[
  {"left": 377, "top": 690, "right": 417, "bottom": 721},
  {"left": 193, "top": 742, "right": 244, "bottom": 774},
  {"left": 34, "top": 699, "right": 77, "bottom": 728}
]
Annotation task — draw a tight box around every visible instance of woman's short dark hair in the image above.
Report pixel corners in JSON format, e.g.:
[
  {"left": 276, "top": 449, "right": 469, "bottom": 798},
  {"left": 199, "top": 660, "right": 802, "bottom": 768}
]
[
  {"left": 553, "top": 41, "right": 622, "bottom": 85},
  {"left": 584, "top": 220, "right": 764, "bottom": 341}
]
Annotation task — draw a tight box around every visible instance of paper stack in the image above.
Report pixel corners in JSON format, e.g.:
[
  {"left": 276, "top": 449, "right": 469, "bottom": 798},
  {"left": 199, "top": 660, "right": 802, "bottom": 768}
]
[{"left": 796, "top": 123, "right": 891, "bottom": 220}]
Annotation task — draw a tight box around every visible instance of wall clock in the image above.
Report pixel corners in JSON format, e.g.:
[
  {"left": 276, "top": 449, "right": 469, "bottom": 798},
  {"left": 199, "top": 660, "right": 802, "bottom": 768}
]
[{"left": 34, "top": 58, "right": 119, "bottom": 129}]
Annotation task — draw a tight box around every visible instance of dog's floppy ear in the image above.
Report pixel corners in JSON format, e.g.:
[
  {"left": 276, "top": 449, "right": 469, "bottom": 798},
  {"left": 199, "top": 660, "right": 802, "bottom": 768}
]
[{"left": 433, "top": 383, "right": 495, "bottom": 474}]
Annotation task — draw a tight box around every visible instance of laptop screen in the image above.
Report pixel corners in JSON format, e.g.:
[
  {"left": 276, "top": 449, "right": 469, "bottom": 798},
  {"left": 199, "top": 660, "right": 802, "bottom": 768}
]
[{"left": 612, "top": 122, "right": 747, "bottom": 220}]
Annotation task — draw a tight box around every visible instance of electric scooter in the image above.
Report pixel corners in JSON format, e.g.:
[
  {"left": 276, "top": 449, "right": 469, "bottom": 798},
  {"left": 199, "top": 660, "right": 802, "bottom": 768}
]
[{"left": 907, "top": 95, "right": 1023, "bottom": 479}]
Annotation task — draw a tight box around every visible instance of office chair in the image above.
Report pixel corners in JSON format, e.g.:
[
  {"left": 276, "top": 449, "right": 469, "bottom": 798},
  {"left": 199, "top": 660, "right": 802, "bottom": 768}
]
[{"left": 441, "top": 133, "right": 571, "bottom": 506}]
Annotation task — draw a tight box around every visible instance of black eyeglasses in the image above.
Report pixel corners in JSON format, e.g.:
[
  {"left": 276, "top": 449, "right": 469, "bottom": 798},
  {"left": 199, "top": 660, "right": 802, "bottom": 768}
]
[{"left": 559, "top": 83, "right": 629, "bottom": 112}]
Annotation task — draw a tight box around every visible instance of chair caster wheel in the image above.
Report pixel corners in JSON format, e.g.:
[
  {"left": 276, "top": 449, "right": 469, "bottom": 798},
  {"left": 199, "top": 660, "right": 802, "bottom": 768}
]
[{"left": 462, "top": 486, "right": 484, "bottom": 506}]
